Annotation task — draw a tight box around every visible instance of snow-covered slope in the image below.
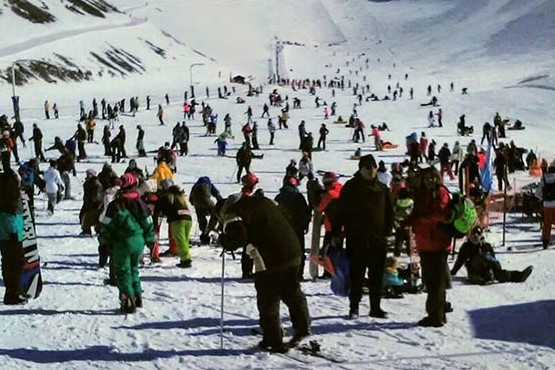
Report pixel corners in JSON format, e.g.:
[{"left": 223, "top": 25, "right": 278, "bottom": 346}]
[{"left": 1, "top": 0, "right": 555, "bottom": 369}]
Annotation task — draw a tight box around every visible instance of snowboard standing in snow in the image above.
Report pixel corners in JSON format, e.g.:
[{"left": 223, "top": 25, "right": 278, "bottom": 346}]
[
  {"left": 309, "top": 211, "right": 323, "bottom": 279},
  {"left": 408, "top": 227, "right": 420, "bottom": 291},
  {"left": 20, "top": 191, "right": 43, "bottom": 299}
]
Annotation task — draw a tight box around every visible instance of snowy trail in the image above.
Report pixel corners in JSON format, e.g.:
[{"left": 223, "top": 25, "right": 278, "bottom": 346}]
[{"left": 0, "top": 15, "right": 147, "bottom": 60}]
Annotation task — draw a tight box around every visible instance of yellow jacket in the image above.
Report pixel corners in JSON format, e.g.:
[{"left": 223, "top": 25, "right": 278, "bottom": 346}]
[{"left": 150, "top": 161, "right": 174, "bottom": 189}]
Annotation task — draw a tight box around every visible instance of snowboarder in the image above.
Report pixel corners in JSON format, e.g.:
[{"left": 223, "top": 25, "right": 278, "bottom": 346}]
[{"left": 451, "top": 226, "right": 533, "bottom": 284}]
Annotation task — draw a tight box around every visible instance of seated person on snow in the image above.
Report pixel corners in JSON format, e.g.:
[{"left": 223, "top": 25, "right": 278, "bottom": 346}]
[{"left": 450, "top": 226, "right": 533, "bottom": 285}]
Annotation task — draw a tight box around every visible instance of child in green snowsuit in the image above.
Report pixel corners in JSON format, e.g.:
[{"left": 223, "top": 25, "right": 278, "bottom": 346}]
[{"left": 99, "top": 173, "right": 155, "bottom": 313}]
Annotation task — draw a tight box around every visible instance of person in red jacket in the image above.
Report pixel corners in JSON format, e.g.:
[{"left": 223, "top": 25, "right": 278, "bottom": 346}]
[
  {"left": 405, "top": 166, "right": 452, "bottom": 327},
  {"left": 0, "top": 130, "right": 15, "bottom": 171},
  {"left": 316, "top": 172, "right": 343, "bottom": 254}
]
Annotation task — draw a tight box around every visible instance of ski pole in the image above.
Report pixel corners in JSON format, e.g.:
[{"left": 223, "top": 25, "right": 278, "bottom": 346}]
[
  {"left": 229, "top": 165, "right": 238, "bottom": 182},
  {"left": 220, "top": 247, "right": 226, "bottom": 350}
]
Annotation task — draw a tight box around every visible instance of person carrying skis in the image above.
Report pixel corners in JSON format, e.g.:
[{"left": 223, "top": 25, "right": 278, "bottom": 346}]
[{"left": 100, "top": 173, "right": 155, "bottom": 313}]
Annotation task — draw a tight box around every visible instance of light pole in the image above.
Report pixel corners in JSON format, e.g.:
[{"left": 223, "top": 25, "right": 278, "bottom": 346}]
[
  {"left": 189, "top": 63, "right": 204, "bottom": 98},
  {"left": 11, "top": 59, "right": 31, "bottom": 121}
]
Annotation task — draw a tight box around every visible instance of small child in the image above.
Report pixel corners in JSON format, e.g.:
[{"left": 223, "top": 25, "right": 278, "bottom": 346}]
[
  {"left": 393, "top": 188, "right": 414, "bottom": 256},
  {"left": 383, "top": 256, "right": 406, "bottom": 298}
]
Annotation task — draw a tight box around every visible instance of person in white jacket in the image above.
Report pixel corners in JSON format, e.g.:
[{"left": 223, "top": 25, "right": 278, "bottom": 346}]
[
  {"left": 43, "top": 160, "right": 64, "bottom": 215},
  {"left": 450, "top": 141, "right": 464, "bottom": 174}
]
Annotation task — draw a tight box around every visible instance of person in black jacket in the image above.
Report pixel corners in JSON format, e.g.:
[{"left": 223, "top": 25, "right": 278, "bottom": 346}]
[
  {"left": 0, "top": 169, "right": 27, "bottom": 305},
  {"left": 235, "top": 142, "right": 252, "bottom": 183},
  {"left": 29, "top": 123, "right": 46, "bottom": 162},
  {"left": 451, "top": 226, "right": 533, "bottom": 284},
  {"left": 136, "top": 125, "right": 146, "bottom": 157},
  {"left": 189, "top": 176, "right": 222, "bottom": 244},
  {"left": 79, "top": 168, "right": 104, "bottom": 236},
  {"left": 334, "top": 154, "right": 394, "bottom": 319},
  {"left": 218, "top": 195, "right": 310, "bottom": 353},
  {"left": 274, "top": 176, "right": 312, "bottom": 279},
  {"left": 57, "top": 152, "right": 76, "bottom": 200},
  {"left": 45, "top": 136, "right": 67, "bottom": 156},
  {"left": 74, "top": 124, "right": 87, "bottom": 161}
]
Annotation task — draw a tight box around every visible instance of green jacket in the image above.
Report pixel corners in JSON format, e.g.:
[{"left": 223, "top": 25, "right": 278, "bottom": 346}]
[{"left": 99, "top": 189, "right": 155, "bottom": 247}]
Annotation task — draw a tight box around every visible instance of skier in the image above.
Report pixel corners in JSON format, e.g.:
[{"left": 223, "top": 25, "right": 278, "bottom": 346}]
[
  {"left": 189, "top": 176, "right": 223, "bottom": 244},
  {"left": 99, "top": 173, "right": 155, "bottom": 313},
  {"left": 217, "top": 194, "right": 311, "bottom": 352}
]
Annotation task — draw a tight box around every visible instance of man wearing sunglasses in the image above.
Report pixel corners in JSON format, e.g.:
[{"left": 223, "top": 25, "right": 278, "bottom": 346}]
[{"left": 333, "top": 154, "right": 394, "bottom": 319}]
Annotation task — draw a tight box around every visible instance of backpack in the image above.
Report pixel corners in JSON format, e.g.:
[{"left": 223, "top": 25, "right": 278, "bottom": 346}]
[
  {"left": 18, "top": 164, "right": 34, "bottom": 188},
  {"left": 542, "top": 176, "right": 555, "bottom": 201},
  {"left": 443, "top": 186, "right": 477, "bottom": 238}
]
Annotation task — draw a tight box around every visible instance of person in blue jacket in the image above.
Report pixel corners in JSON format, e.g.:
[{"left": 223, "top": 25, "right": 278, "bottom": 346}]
[{"left": 0, "top": 168, "right": 26, "bottom": 305}]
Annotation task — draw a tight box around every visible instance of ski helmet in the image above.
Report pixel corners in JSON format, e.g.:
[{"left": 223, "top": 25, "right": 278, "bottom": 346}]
[{"left": 241, "top": 173, "right": 259, "bottom": 187}]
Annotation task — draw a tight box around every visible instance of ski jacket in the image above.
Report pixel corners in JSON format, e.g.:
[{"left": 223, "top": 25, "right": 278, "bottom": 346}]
[
  {"left": 406, "top": 185, "right": 452, "bottom": 253},
  {"left": 189, "top": 177, "right": 222, "bottom": 210},
  {"left": 219, "top": 195, "right": 301, "bottom": 273},
  {"left": 82, "top": 177, "right": 104, "bottom": 211},
  {"left": 536, "top": 172, "right": 555, "bottom": 208},
  {"left": 43, "top": 167, "right": 64, "bottom": 194},
  {"left": 274, "top": 184, "right": 311, "bottom": 234},
  {"left": 335, "top": 172, "right": 394, "bottom": 241},
  {"left": 0, "top": 137, "right": 14, "bottom": 153},
  {"left": 149, "top": 161, "right": 174, "bottom": 190},
  {"left": 99, "top": 189, "right": 155, "bottom": 248},
  {"left": 0, "top": 173, "right": 24, "bottom": 242},
  {"left": 155, "top": 186, "right": 192, "bottom": 223},
  {"left": 316, "top": 181, "right": 343, "bottom": 232},
  {"left": 451, "top": 240, "right": 497, "bottom": 282}
]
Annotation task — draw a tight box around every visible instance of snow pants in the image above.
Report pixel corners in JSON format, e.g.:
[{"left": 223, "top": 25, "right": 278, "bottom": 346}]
[
  {"left": 542, "top": 206, "right": 555, "bottom": 244},
  {"left": 112, "top": 235, "right": 145, "bottom": 299},
  {"left": 347, "top": 239, "right": 387, "bottom": 313},
  {"left": 0, "top": 241, "right": 25, "bottom": 302},
  {"left": 255, "top": 265, "right": 310, "bottom": 348},
  {"left": 170, "top": 219, "right": 192, "bottom": 263},
  {"left": 420, "top": 251, "right": 449, "bottom": 323}
]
